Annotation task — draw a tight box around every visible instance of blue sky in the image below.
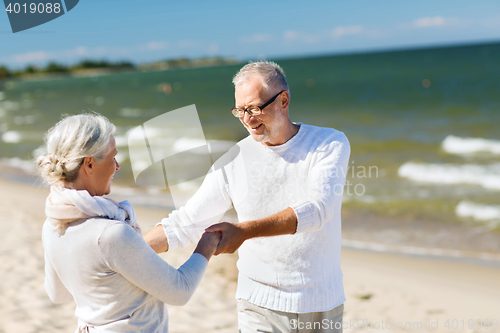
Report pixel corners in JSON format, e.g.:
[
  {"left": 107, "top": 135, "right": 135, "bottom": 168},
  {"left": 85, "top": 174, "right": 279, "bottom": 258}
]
[{"left": 1, "top": 0, "right": 500, "bottom": 68}]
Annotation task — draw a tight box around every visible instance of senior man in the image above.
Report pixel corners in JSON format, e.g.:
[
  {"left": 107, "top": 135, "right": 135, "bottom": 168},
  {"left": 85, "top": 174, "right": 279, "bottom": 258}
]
[{"left": 145, "top": 61, "right": 350, "bottom": 333}]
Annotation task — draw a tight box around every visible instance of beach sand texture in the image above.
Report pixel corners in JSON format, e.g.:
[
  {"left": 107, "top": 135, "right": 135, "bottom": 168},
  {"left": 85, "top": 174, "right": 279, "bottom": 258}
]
[{"left": 1, "top": 177, "right": 499, "bottom": 333}]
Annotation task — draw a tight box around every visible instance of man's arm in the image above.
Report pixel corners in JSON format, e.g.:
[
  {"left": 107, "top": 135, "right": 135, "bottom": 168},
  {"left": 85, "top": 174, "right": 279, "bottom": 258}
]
[
  {"left": 205, "top": 207, "right": 297, "bottom": 255},
  {"left": 206, "top": 132, "right": 350, "bottom": 255},
  {"left": 144, "top": 149, "right": 235, "bottom": 253}
]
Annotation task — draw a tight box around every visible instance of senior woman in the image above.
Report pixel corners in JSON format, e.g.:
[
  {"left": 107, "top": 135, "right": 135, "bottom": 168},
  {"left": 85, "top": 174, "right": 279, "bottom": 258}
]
[{"left": 37, "top": 113, "right": 220, "bottom": 333}]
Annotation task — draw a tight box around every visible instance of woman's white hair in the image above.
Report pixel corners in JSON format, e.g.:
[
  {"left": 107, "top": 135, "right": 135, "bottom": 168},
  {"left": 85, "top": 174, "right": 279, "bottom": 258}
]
[
  {"left": 232, "top": 61, "right": 289, "bottom": 94},
  {"left": 36, "top": 113, "right": 115, "bottom": 185}
]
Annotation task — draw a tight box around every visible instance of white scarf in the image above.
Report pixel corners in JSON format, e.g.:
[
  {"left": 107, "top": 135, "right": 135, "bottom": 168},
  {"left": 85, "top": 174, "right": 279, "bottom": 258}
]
[{"left": 45, "top": 186, "right": 142, "bottom": 235}]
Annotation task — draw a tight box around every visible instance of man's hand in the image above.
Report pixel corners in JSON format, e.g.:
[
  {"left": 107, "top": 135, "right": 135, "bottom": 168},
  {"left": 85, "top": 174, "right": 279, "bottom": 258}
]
[
  {"left": 205, "top": 208, "right": 298, "bottom": 255},
  {"left": 205, "top": 222, "right": 247, "bottom": 255}
]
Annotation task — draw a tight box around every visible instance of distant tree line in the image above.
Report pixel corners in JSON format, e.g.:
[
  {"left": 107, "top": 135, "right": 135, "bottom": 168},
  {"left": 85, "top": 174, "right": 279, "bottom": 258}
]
[
  {"left": 0, "top": 60, "right": 135, "bottom": 78},
  {"left": 0, "top": 57, "right": 239, "bottom": 79}
]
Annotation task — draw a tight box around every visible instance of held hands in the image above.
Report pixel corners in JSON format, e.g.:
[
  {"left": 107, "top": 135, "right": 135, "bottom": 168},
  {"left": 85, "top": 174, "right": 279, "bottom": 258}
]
[
  {"left": 194, "top": 231, "right": 222, "bottom": 261},
  {"left": 204, "top": 222, "right": 247, "bottom": 256}
]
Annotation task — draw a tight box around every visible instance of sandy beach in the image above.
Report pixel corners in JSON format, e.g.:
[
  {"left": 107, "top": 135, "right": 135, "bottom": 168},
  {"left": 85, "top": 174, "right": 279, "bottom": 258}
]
[{"left": 1, "top": 176, "right": 499, "bottom": 333}]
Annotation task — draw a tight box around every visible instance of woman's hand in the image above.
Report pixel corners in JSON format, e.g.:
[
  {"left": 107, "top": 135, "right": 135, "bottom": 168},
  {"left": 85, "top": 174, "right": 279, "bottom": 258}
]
[{"left": 193, "top": 231, "right": 222, "bottom": 261}]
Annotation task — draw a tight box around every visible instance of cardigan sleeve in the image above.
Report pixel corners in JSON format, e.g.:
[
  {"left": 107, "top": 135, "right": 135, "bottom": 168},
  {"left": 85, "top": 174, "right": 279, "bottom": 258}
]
[
  {"left": 98, "top": 222, "right": 208, "bottom": 306},
  {"left": 44, "top": 251, "right": 73, "bottom": 304},
  {"left": 291, "top": 132, "right": 351, "bottom": 233},
  {"left": 159, "top": 164, "right": 233, "bottom": 251}
]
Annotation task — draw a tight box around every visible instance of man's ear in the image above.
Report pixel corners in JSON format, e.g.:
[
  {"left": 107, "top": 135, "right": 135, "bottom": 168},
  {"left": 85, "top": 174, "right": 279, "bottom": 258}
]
[{"left": 280, "top": 91, "right": 290, "bottom": 111}]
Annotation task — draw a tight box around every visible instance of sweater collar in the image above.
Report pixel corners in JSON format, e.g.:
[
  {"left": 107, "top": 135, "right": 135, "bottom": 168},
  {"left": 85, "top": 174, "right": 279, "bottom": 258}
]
[{"left": 261, "top": 122, "right": 304, "bottom": 153}]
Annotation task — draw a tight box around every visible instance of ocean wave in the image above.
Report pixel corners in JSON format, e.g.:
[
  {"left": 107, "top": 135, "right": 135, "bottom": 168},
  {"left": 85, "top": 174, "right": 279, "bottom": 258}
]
[
  {"left": 456, "top": 200, "right": 500, "bottom": 222},
  {"left": 0, "top": 157, "right": 36, "bottom": 173},
  {"left": 341, "top": 239, "right": 500, "bottom": 262},
  {"left": 119, "top": 107, "right": 142, "bottom": 117},
  {"left": 2, "top": 131, "right": 22, "bottom": 143},
  {"left": 398, "top": 162, "right": 500, "bottom": 190},
  {"left": 0, "top": 100, "right": 20, "bottom": 112},
  {"left": 114, "top": 135, "right": 129, "bottom": 148},
  {"left": 442, "top": 135, "right": 500, "bottom": 155}
]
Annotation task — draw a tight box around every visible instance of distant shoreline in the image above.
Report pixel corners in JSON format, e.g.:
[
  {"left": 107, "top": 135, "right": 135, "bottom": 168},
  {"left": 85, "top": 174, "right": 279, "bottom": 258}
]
[
  {"left": 3, "top": 39, "right": 500, "bottom": 84},
  {"left": 0, "top": 57, "right": 240, "bottom": 83}
]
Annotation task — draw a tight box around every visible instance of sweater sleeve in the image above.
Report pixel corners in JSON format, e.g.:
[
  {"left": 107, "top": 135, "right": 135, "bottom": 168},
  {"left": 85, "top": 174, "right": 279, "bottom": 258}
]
[
  {"left": 292, "top": 132, "right": 351, "bottom": 233},
  {"left": 159, "top": 165, "right": 233, "bottom": 251},
  {"left": 98, "top": 222, "right": 208, "bottom": 306},
  {"left": 44, "top": 251, "right": 73, "bottom": 304}
]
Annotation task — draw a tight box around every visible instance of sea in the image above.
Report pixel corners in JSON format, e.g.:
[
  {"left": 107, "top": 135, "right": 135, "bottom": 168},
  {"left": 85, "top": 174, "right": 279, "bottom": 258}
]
[{"left": 1, "top": 41, "right": 499, "bottom": 234}]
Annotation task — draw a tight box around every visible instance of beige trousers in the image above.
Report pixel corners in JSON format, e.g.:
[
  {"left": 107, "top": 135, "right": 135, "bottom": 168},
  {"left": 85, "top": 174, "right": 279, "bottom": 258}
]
[{"left": 237, "top": 299, "right": 344, "bottom": 333}]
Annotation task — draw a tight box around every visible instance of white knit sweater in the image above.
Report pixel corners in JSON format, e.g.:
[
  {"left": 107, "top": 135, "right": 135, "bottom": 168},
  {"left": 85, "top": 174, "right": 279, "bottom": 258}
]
[
  {"left": 161, "top": 123, "right": 350, "bottom": 313},
  {"left": 43, "top": 217, "right": 208, "bottom": 332}
]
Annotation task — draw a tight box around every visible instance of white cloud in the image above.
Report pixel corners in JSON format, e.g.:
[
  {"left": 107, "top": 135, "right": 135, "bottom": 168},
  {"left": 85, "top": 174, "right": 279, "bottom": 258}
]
[
  {"left": 478, "top": 15, "right": 500, "bottom": 29},
  {"left": 283, "top": 30, "right": 321, "bottom": 43},
  {"left": 61, "top": 46, "right": 90, "bottom": 57},
  {"left": 208, "top": 44, "right": 218, "bottom": 55},
  {"left": 331, "top": 25, "right": 364, "bottom": 38},
  {"left": 143, "top": 41, "right": 169, "bottom": 51},
  {"left": 283, "top": 30, "right": 298, "bottom": 40},
  {"left": 413, "top": 16, "right": 449, "bottom": 28},
  {"left": 178, "top": 40, "right": 196, "bottom": 48},
  {"left": 11, "top": 51, "right": 51, "bottom": 63},
  {"left": 239, "top": 33, "right": 272, "bottom": 44},
  {"left": 4, "top": 40, "right": 173, "bottom": 65}
]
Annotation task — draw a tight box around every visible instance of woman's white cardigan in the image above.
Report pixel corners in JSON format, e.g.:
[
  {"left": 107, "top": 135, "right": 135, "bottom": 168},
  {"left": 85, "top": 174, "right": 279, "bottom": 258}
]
[{"left": 43, "top": 217, "right": 207, "bottom": 332}]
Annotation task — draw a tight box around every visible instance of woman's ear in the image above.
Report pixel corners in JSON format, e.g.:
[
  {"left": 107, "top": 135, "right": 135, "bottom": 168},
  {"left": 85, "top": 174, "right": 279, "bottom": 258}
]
[{"left": 81, "top": 156, "right": 95, "bottom": 175}]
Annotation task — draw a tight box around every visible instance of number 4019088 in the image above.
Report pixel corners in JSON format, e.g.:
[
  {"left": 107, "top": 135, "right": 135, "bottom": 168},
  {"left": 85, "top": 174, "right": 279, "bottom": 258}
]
[
  {"left": 444, "top": 319, "right": 498, "bottom": 330},
  {"left": 6, "top": 2, "right": 61, "bottom": 14}
]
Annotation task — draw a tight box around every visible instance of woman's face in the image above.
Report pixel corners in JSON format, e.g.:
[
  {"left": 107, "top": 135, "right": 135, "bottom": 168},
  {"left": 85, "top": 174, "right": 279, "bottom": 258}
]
[{"left": 89, "top": 135, "right": 119, "bottom": 196}]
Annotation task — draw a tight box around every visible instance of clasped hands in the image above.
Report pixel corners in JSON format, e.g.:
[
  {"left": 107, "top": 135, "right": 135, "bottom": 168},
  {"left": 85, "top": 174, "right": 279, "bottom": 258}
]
[{"left": 200, "top": 221, "right": 246, "bottom": 256}]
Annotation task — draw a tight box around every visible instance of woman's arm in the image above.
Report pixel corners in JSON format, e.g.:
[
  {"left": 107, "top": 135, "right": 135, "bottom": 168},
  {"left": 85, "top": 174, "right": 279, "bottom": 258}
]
[
  {"left": 44, "top": 252, "right": 73, "bottom": 303},
  {"left": 99, "top": 223, "right": 220, "bottom": 306}
]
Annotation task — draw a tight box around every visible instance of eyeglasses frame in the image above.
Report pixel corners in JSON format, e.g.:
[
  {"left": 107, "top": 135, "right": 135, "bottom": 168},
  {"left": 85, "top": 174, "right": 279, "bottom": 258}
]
[{"left": 231, "top": 90, "right": 286, "bottom": 118}]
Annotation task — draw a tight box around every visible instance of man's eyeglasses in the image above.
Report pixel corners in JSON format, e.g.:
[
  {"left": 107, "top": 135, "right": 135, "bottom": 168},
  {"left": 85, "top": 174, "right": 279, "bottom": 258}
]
[{"left": 231, "top": 90, "right": 286, "bottom": 118}]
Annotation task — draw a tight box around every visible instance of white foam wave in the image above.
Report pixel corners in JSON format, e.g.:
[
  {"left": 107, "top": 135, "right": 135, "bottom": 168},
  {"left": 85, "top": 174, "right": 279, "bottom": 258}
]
[
  {"left": 398, "top": 162, "right": 500, "bottom": 190},
  {"left": 120, "top": 108, "right": 142, "bottom": 117},
  {"left": 114, "top": 135, "right": 128, "bottom": 147},
  {"left": 13, "top": 115, "right": 36, "bottom": 125},
  {"left": 0, "top": 100, "right": 20, "bottom": 111},
  {"left": 341, "top": 239, "right": 500, "bottom": 262},
  {"left": 172, "top": 137, "right": 207, "bottom": 152},
  {"left": 456, "top": 201, "right": 500, "bottom": 222},
  {"left": 115, "top": 152, "right": 127, "bottom": 164},
  {"left": 2, "top": 131, "right": 22, "bottom": 143},
  {"left": 0, "top": 157, "right": 36, "bottom": 173},
  {"left": 126, "top": 126, "right": 166, "bottom": 144},
  {"left": 442, "top": 135, "right": 500, "bottom": 155}
]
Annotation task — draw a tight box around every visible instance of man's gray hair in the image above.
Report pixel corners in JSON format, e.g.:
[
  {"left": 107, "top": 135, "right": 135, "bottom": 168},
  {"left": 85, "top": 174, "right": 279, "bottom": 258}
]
[
  {"left": 36, "top": 113, "right": 116, "bottom": 185},
  {"left": 233, "top": 61, "right": 289, "bottom": 93}
]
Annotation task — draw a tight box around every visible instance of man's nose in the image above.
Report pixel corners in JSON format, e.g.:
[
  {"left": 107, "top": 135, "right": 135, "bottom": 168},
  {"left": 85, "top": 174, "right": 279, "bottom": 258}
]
[{"left": 243, "top": 111, "right": 254, "bottom": 123}]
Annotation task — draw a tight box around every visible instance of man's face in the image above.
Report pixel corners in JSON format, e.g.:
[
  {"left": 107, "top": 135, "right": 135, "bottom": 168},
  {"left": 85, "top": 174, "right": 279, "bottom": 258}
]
[{"left": 234, "top": 75, "right": 287, "bottom": 146}]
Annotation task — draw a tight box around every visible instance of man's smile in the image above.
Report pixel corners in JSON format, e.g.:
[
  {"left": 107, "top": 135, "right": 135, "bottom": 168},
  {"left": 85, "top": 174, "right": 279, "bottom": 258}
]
[{"left": 250, "top": 124, "right": 263, "bottom": 130}]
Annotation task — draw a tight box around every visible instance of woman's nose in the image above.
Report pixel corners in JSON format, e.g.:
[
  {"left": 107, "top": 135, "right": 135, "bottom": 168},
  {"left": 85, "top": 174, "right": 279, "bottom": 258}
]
[{"left": 115, "top": 159, "right": 120, "bottom": 171}]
